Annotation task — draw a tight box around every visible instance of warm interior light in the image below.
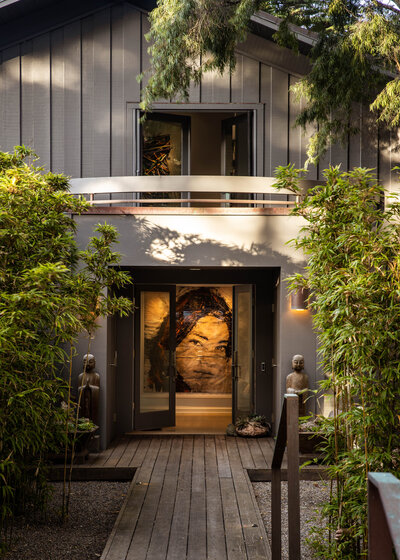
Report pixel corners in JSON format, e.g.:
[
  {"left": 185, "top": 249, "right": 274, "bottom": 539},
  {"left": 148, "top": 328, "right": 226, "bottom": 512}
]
[{"left": 291, "top": 288, "right": 309, "bottom": 310}]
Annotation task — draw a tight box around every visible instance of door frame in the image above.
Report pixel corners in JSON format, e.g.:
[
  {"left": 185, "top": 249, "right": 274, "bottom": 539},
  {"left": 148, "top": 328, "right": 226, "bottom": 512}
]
[{"left": 117, "top": 267, "right": 277, "bottom": 432}]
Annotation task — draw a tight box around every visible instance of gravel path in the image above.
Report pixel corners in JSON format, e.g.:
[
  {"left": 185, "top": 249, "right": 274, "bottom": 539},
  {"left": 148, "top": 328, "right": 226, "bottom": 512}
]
[
  {"left": 3, "top": 478, "right": 330, "bottom": 560},
  {"left": 4, "top": 481, "right": 129, "bottom": 560},
  {"left": 253, "top": 480, "right": 331, "bottom": 560}
]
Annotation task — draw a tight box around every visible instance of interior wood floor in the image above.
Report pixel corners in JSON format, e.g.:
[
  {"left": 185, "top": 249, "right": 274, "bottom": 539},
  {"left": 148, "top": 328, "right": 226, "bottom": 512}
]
[
  {"left": 99, "top": 435, "right": 273, "bottom": 560},
  {"left": 128, "top": 413, "right": 232, "bottom": 435}
]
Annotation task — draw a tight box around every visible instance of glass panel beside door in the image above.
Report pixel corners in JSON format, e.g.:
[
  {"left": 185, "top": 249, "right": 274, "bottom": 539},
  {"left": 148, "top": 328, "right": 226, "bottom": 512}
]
[{"left": 134, "top": 286, "right": 176, "bottom": 430}]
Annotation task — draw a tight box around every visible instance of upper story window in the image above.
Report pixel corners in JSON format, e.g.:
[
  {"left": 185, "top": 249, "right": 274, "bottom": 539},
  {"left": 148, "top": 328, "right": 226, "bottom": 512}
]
[{"left": 140, "top": 111, "right": 253, "bottom": 177}]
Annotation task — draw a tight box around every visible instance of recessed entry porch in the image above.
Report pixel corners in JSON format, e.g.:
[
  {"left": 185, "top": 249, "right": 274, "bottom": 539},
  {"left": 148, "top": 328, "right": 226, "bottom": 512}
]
[{"left": 113, "top": 267, "right": 279, "bottom": 436}]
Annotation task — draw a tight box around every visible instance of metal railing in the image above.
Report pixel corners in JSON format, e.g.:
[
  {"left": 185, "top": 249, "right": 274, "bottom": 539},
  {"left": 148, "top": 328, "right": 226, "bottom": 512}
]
[
  {"left": 368, "top": 472, "right": 400, "bottom": 559},
  {"left": 271, "top": 394, "right": 300, "bottom": 560},
  {"left": 68, "top": 175, "right": 304, "bottom": 212}
]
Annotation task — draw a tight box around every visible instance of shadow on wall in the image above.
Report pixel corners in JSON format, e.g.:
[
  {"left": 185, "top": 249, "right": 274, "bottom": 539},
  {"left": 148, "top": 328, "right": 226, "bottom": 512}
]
[{"left": 111, "top": 216, "right": 305, "bottom": 271}]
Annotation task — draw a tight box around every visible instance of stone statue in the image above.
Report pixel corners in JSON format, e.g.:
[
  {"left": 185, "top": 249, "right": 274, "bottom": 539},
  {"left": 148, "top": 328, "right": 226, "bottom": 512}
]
[
  {"left": 78, "top": 353, "right": 100, "bottom": 425},
  {"left": 286, "top": 354, "right": 309, "bottom": 416}
]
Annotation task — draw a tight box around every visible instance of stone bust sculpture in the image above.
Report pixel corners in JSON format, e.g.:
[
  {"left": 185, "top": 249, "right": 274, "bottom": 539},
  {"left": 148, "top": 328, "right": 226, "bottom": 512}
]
[
  {"left": 286, "top": 354, "right": 309, "bottom": 416},
  {"left": 78, "top": 353, "right": 100, "bottom": 425}
]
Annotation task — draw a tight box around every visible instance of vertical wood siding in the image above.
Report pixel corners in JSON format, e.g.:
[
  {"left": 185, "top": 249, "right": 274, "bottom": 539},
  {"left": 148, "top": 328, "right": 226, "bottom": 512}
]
[{"left": 0, "top": 3, "right": 398, "bottom": 188}]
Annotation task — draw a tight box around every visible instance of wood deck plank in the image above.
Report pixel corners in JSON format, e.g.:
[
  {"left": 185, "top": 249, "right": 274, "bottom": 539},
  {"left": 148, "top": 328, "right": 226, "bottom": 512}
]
[
  {"left": 257, "top": 437, "right": 274, "bottom": 468},
  {"left": 117, "top": 437, "right": 141, "bottom": 467},
  {"left": 226, "top": 437, "right": 271, "bottom": 560},
  {"left": 129, "top": 436, "right": 152, "bottom": 467},
  {"left": 166, "top": 436, "right": 193, "bottom": 560},
  {"left": 187, "top": 436, "right": 207, "bottom": 560},
  {"left": 247, "top": 439, "right": 269, "bottom": 469},
  {"left": 236, "top": 437, "right": 256, "bottom": 469},
  {"left": 146, "top": 437, "right": 183, "bottom": 560},
  {"left": 104, "top": 436, "right": 130, "bottom": 467},
  {"left": 126, "top": 438, "right": 172, "bottom": 560},
  {"left": 87, "top": 437, "right": 120, "bottom": 466},
  {"left": 204, "top": 436, "right": 228, "bottom": 560},
  {"left": 101, "top": 435, "right": 272, "bottom": 560},
  {"left": 220, "top": 477, "right": 247, "bottom": 560},
  {"left": 102, "top": 437, "right": 162, "bottom": 560},
  {"left": 216, "top": 435, "right": 232, "bottom": 478}
]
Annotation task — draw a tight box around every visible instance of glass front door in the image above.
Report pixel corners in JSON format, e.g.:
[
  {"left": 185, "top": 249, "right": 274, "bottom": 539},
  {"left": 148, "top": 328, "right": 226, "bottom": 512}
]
[
  {"left": 134, "top": 285, "right": 176, "bottom": 430},
  {"left": 133, "top": 283, "right": 255, "bottom": 429}
]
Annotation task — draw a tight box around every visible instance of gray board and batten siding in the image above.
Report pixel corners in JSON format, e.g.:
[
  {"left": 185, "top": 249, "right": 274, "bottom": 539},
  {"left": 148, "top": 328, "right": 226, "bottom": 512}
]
[{"left": 0, "top": 1, "right": 399, "bottom": 188}]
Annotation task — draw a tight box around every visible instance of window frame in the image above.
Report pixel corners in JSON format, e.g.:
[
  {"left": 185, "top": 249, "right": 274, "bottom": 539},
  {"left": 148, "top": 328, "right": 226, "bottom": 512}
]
[{"left": 127, "top": 103, "right": 264, "bottom": 178}]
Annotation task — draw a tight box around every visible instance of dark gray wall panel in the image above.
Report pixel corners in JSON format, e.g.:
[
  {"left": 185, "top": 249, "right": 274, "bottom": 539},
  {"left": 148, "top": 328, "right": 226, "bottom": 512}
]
[
  {"left": 81, "top": 15, "right": 95, "bottom": 177},
  {"left": 330, "top": 130, "right": 348, "bottom": 171},
  {"left": 122, "top": 4, "right": 141, "bottom": 103},
  {"left": 260, "top": 63, "right": 272, "bottom": 176},
  {"left": 201, "top": 68, "right": 230, "bottom": 103},
  {"left": 289, "top": 76, "right": 318, "bottom": 179},
  {"left": 270, "top": 67, "right": 288, "bottom": 172},
  {"left": 348, "top": 103, "right": 362, "bottom": 170},
  {"left": 32, "top": 34, "right": 51, "bottom": 169},
  {"left": 51, "top": 27, "right": 64, "bottom": 173},
  {"left": 111, "top": 4, "right": 141, "bottom": 176},
  {"left": 231, "top": 55, "right": 259, "bottom": 103},
  {"left": 379, "top": 127, "right": 392, "bottom": 190},
  {"left": 231, "top": 55, "right": 243, "bottom": 103},
  {"left": 0, "top": 46, "right": 20, "bottom": 152},
  {"left": 92, "top": 9, "right": 111, "bottom": 176},
  {"left": 361, "top": 104, "right": 378, "bottom": 173},
  {"left": 243, "top": 56, "right": 259, "bottom": 103},
  {"left": 288, "top": 75, "right": 301, "bottom": 169},
  {"left": 140, "top": 11, "right": 150, "bottom": 92},
  {"left": 82, "top": 10, "right": 111, "bottom": 177},
  {"left": 21, "top": 40, "right": 34, "bottom": 151},
  {"left": 111, "top": 3, "right": 125, "bottom": 176},
  {"left": 63, "top": 21, "right": 81, "bottom": 178}
]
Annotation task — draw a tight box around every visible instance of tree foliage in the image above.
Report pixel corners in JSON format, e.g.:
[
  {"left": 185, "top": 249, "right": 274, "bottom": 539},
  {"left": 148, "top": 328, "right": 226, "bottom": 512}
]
[
  {"left": 141, "top": 0, "right": 400, "bottom": 163},
  {"left": 275, "top": 164, "right": 400, "bottom": 558},
  {"left": 0, "top": 147, "right": 132, "bottom": 551}
]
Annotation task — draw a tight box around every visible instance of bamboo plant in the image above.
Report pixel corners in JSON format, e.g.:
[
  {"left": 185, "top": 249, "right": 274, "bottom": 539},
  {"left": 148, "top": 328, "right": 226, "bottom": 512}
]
[
  {"left": 274, "top": 164, "right": 400, "bottom": 558},
  {"left": 0, "top": 147, "right": 133, "bottom": 551}
]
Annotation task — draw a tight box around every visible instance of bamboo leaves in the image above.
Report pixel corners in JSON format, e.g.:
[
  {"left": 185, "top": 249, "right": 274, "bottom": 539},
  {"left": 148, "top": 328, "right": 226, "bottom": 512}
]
[{"left": 275, "top": 164, "right": 400, "bottom": 558}]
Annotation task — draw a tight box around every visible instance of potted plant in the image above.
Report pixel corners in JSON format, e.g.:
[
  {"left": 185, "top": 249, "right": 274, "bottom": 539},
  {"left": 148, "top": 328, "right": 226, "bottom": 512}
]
[
  {"left": 299, "top": 415, "right": 326, "bottom": 454},
  {"left": 234, "top": 414, "right": 271, "bottom": 437}
]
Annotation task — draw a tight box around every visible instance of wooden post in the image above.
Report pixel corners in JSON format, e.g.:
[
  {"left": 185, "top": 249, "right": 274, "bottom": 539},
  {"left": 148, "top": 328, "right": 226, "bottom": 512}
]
[
  {"left": 368, "top": 476, "right": 394, "bottom": 560},
  {"left": 286, "top": 394, "right": 300, "bottom": 560},
  {"left": 271, "top": 467, "right": 281, "bottom": 560}
]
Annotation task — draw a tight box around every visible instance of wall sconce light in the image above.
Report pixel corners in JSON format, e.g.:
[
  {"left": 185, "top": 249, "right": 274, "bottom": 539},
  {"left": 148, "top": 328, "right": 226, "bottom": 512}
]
[{"left": 291, "top": 288, "right": 310, "bottom": 310}]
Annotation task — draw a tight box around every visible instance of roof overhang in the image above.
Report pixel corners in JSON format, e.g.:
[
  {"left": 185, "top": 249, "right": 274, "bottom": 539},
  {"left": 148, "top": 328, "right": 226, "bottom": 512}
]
[{"left": 0, "top": 0, "right": 315, "bottom": 53}]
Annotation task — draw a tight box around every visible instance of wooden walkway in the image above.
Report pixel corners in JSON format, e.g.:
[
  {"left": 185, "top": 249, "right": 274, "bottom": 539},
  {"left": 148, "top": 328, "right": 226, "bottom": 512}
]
[{"left": 98, "top": 435, "right": 273, "bottom": 560}]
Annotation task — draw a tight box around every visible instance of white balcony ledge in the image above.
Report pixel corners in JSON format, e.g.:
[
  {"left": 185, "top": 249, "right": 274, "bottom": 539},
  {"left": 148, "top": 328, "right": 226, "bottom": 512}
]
[{"left": 69, "top": 175, "right": 316, "bottom": 215}]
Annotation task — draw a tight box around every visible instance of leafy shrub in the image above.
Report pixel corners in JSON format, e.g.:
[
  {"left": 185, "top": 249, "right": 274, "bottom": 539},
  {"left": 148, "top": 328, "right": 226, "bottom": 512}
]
[
  {"left": 275, "top": 165, "right": 400, "bottom": 558},
  {"left": 0, "top": 147, "right": 132, "bottom": 552}
]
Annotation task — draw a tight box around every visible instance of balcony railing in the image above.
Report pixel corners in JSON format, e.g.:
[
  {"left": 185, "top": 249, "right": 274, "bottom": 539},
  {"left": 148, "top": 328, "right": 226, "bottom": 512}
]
[{"left": 68, "top": 176, "right": 315, "bottom": 215}]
